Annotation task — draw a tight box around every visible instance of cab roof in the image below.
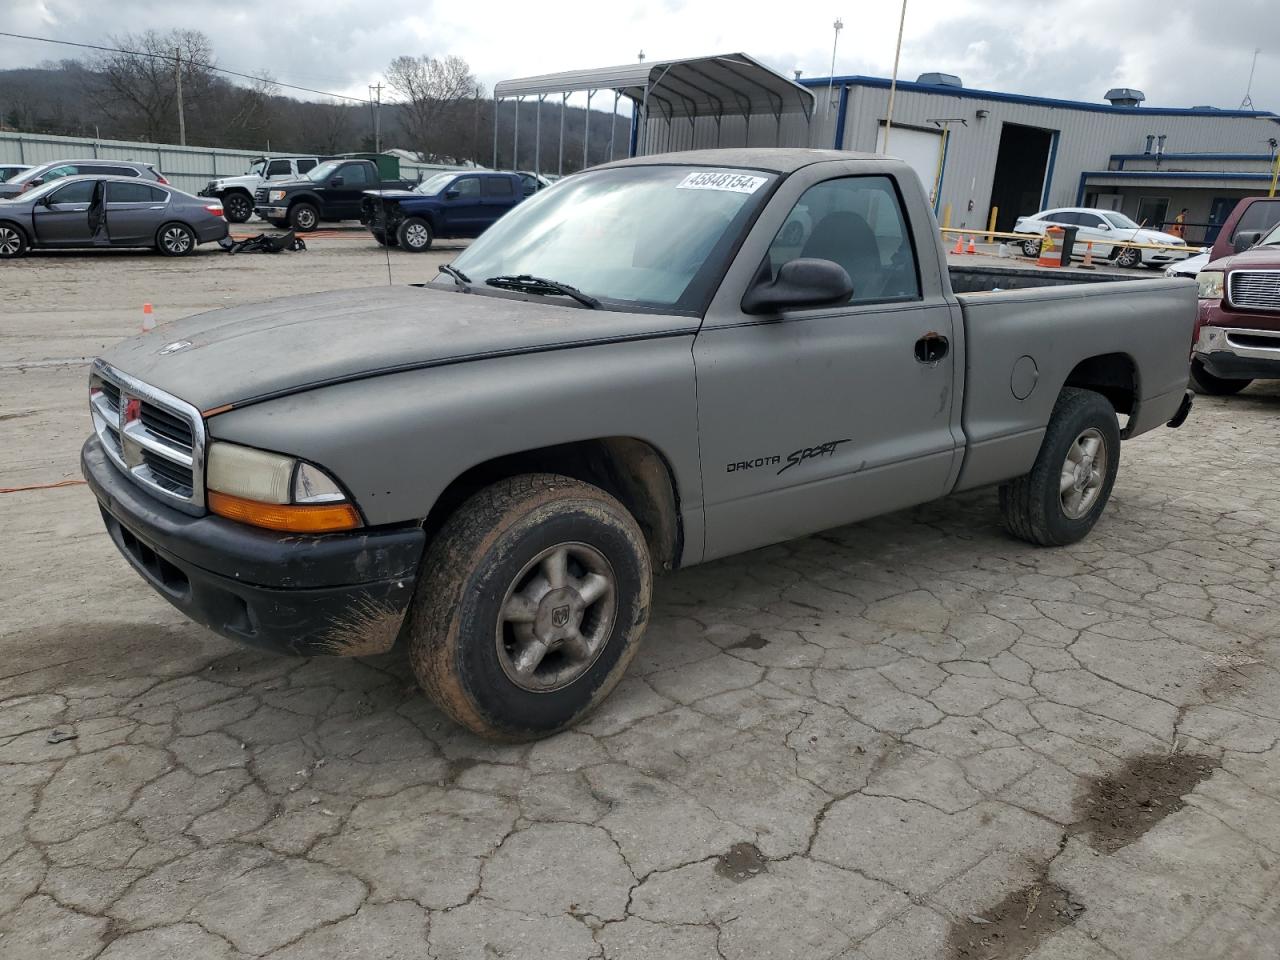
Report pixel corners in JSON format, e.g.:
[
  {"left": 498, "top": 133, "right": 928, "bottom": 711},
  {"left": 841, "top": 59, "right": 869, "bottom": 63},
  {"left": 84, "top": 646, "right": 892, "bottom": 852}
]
[{"left": 598, "top": 148, "right": 895, "bottom": 175}]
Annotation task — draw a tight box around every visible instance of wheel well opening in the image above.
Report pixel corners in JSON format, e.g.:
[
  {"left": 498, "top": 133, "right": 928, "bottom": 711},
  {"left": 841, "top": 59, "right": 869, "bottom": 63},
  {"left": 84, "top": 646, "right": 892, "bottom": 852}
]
[
  {"left": 1063, "top": 353, "right": 1137, "bottom": 418},
  {"left": 424, "top": 438, "right": 683, "bottom": 573}
]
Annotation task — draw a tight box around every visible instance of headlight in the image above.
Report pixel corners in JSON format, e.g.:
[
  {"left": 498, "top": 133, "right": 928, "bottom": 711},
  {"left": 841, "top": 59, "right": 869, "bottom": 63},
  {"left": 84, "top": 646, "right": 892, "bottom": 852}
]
[
  {"left": 1196, "top": 271, "right": 1225, "bottom": 300},
  {"left": 268, "top": 189, "right": 286, "bottom": 202},
  {"left": 206, "top": 441, "right": 360, "bottom": 533}
]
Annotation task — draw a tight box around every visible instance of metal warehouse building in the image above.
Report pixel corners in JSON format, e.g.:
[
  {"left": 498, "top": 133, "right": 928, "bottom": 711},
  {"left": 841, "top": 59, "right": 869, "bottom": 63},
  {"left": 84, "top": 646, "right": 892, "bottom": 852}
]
[{"left": 497, "top": 54, "right": 1280, "bottom": 245}]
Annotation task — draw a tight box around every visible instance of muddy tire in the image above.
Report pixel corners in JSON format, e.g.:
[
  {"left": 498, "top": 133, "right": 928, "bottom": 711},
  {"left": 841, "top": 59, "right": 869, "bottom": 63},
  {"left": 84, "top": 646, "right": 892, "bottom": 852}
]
[
  {"left": 1000, "top": 388, "right": 1121, "bottom": 546},
  {"left": 408, "top": 473, "right": 651, "bottom": 739},
  {"left": 222, "top": 191, "right": 253, "bottom": 223},
  {"left": 289, "top": 202, "right": 319, "bottom": 232},
  {"left": 1190, "top": 358, "right": 1251, "bottom": 396}
]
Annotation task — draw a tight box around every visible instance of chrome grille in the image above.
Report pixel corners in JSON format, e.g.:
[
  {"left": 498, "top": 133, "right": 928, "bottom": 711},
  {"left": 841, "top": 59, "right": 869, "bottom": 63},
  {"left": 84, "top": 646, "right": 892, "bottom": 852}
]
[
  {"left": 1228, "top": 270, "right": 1280, "bottom": 311},
  {"left": 254, "top": 186, "right": 269, "bottom": 203},
  {"left": 89, "top": 359, "right": 207, "bottom": 515}
]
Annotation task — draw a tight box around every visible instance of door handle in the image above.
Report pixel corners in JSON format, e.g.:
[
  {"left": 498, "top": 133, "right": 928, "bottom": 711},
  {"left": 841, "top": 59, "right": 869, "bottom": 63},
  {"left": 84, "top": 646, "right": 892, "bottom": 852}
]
[{"left": 914, "top": 333, "right": 949, "bottom": 364}]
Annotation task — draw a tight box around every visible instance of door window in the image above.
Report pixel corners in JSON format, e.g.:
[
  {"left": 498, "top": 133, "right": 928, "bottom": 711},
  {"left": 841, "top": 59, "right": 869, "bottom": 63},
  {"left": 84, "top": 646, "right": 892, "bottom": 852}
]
[
  {"left": 766, "top": 175, "right": 920, "bottom": 304},
  {"left": 297, "top": 158, "right": 318, "bottom": 173},
  {"left": 483, "top": 177, "right": 515, "bottom": 197},
  {"left": 47, "top": 180, "right": 96, "bottom": 204},
  {"left": 42, "top": 165, "right": 79, "bottom": 183},
  {"left": 1075, "top": 213, "right": 1107, "bottom": 229},
  {"left": 107, "top": 181, "right": 165, "bottom": 203},
  {"left": 342, "top": 164, "right": 373, "bottom": 186},
  {"left": 266, "top": 159, "right": 292, "bottom": 176},
  {"left": 452, "top": 177, "right": 481, "bottom": 199},
  {"left": 1048, "top": 211, "right": 1079, "bottom": 225}
]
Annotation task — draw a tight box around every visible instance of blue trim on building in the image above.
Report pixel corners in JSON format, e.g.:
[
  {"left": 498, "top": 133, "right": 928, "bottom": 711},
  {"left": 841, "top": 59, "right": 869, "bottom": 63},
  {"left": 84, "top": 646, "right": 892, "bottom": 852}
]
[
  {"left": 1110, "top": 152, "right": 1276, "bottom": 163},
  {"left": 628, "top": 110, "right": 639, "bottom": 157},
  {"left": 797, "top": 75, "right": 1277, "bottom": 119},
  {"left": 1078, "top": 169, "right": 1277, "bottom": 205},
  {"left": 833, "top": 85, "right": 850, "bottom": 149},
  {"left": 1041, "top": 130, "right": 1060, "bottom": 208}
]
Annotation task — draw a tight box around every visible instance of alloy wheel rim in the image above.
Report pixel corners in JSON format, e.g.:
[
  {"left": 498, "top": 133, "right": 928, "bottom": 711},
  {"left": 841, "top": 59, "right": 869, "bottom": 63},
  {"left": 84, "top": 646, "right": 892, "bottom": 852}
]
[
  {"left": 0, "top": 227, "right": 19, "bottom": 254},
  {"left": 1060, "top": 427, "right": 1107, "bottom": 519},
  {"left": 406, "top": 223, "right": 429, "bottom": 247},
  {"left": 495, "top": 542, "right": 617, "bottom": 693},
  {"left": 228, "top": 196, "right": 250, "bottom": 217},
  {"left": 163, "top": 227, "right": 191, "bottom": 253}
]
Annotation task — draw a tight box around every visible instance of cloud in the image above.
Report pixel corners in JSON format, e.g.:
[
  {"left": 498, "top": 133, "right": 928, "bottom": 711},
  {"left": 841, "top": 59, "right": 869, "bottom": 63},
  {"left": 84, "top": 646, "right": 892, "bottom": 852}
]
[{"left": 2, "top": 0, "right": 1275, "bottom": 112}]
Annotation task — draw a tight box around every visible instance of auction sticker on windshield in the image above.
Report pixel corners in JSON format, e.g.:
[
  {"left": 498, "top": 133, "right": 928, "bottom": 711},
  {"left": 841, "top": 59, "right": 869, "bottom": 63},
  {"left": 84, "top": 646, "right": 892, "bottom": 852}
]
[{"left": 677, "top": 171, "right": 768, "bottom": 194}]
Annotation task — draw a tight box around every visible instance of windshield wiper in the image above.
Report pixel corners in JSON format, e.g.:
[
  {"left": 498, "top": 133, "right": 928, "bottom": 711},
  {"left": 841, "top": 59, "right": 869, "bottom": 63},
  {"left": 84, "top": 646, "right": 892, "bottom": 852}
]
[
  {"left": 484, "top": 274, "right": 600, "bottom": 308},
  {"left": 439, "top": 263, "right": 471, "bottom": 288}
]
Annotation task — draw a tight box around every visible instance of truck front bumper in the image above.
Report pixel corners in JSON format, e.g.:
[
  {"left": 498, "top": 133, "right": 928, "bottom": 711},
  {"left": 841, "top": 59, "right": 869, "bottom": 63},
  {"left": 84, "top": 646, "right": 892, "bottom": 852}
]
[
  {"left": 1196, "top": 324, "right": 1280, "bottom": 381},
  {"left": 257, "top": 206, "right": 289, "bottom": 219},
  {"left": 82, "top": 436, "right": 425, "bottom": 657}
]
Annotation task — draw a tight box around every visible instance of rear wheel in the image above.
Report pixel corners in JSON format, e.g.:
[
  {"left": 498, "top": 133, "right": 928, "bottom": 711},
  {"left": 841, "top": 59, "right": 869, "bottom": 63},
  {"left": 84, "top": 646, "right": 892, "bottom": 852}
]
[
  {"left": 222, "top": 192, "right": 253, "bottom": 223},
  {"left": 396, "top": 216, "right": 433, "bottom": 252},
  {"left": 0, "top": 223, "right": 28, "bottom": 258},
  {"left": 407, "top": 474, "right": 652, "bottom": 739},
  {"left": 1190, "top": 358, "right": 1252, "bottom": 395},
  {"left": 1000, "top": 388, "right": 1121, "bottom": 546},
  {"left": 156, "top": 222, "right": 196, "bottom": 256},
  {"left": 289, "top": 202, "right": 319, "bottom": 232}
]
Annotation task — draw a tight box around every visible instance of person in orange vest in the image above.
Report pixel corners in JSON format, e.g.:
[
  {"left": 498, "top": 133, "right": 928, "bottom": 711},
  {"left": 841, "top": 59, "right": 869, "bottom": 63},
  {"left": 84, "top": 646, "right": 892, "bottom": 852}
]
[{"left": 1169, "top": 208, "right": 1188, "bottom": 239}]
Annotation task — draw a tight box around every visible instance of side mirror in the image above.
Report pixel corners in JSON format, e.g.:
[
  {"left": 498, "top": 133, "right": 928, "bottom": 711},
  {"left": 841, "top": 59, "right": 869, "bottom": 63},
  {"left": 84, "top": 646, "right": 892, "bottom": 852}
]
[
  {"left": 741, "top": 258, "right": 853, "bottom": 315},
  {"left": 445, "top": 189, "right": 460, "bottom": 200},
  {"left": 1097, "top": 223, "right": 1111, "bottom": 231},
  {"left": 1234, "top": 230, "right": 1263, "bottom": 252},
  {"left": 29, "top": 177, "right": 44, "bottom": 187},
  {"left": 329, "top": 176, "right": 344, "bottom": 187}
]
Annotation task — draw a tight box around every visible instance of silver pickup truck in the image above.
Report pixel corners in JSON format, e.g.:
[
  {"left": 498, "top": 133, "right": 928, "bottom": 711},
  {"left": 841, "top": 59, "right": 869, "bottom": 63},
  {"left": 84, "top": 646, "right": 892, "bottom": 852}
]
[{"left": 82, "top": 148, "right": 1196, "bottom": 739}]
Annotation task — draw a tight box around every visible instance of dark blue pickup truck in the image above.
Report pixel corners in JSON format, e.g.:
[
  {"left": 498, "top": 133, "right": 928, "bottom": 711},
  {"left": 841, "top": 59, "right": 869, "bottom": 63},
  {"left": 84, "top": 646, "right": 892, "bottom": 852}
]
[{"left": 360, "top": 171, "right": 527, "bottom": 251}]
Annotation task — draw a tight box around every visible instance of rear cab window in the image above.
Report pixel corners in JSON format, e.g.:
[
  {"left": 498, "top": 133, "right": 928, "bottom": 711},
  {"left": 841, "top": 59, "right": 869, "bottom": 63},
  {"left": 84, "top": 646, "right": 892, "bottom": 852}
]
[
  {"left": 765, "top": 175, "right": 921, "bottom": 304},
  {"left": 483, "top": 177, "right": 515, "bottom": 197}
]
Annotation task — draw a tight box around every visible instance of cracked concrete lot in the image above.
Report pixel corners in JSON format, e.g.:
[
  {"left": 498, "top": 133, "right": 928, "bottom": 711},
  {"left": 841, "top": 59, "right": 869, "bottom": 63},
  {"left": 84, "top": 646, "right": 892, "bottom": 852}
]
[{"left": 4, "top": 243, "right": 1280, "bottom": 959}]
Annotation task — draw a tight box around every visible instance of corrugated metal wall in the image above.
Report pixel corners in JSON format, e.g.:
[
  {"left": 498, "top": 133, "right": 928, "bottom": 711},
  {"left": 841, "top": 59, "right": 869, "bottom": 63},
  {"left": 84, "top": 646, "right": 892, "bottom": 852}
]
[
  {"left": 0, "top": 131, "right": 467, "bottom": 194},
  {"left": 642, "top": 81, "right": 1278, "bottom": 235}
]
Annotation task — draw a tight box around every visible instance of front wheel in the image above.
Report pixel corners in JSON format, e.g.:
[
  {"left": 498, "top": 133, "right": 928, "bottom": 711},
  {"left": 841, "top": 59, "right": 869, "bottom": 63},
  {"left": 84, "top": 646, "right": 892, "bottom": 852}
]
[
  {"left": 1022, "top": 237, "right": 1042, "bottom": 257},
  {"left": 156, "top": 222, "right": 196, "bottom": 256},
  {"left": 289, "top": 202, "right": 319, "bottom": 232},
  {"left": 408, "top": 474, "right": 652, "bottom": 739},
  {"left": 0, "top": 223, "right": 29, "bottom": 258},
  {"left": 396, "top": 216, "right": 433, "bottom": 252},
  {"left": 1000, "top": 388, "right": 1121, "bottom": 546},
  {"left": 1114, "top": 246, "right": 1142, "bottom": 268},
  {"left": 222, "top": 192, "right": 253, "bottom": 223},
  {"left": 1190, "top": 358, "right": 1252, "bottom": 395}
]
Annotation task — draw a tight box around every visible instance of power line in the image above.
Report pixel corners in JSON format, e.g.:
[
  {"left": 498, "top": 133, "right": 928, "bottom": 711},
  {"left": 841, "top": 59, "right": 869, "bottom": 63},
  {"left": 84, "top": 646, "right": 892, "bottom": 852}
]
[{"left": 0, "top": 29, "right": 374, "bottom": 104}]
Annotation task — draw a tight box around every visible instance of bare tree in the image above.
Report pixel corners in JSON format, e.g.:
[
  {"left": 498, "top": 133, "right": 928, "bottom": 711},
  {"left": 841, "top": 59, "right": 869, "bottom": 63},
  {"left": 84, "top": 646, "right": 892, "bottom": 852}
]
[
  {"left": 89, "top": 30, "right": 214, "bottom": 142},
  {"left": 384, "top": 54, "right": 477, "bottom": 160}
]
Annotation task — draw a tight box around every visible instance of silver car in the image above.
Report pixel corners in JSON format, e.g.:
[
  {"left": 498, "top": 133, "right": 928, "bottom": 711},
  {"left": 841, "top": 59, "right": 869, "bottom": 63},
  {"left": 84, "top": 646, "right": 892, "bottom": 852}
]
[
  {"left": 0, "top": 159, "right": 168, "bottom": 200},
  {"left": 0, "top": 176, "right": 229, "bottom": 258}
]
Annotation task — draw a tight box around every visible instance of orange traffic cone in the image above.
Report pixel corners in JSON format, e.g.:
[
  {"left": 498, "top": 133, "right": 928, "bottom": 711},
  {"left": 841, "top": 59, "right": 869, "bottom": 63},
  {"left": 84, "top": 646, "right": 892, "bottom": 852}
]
[
  {"left": 966, "top": 236, "right": 977, "bottom": 255},
  {"left": 951, "top": 236, "right": 964, "bottom": 255},
  {"left": 1080, "top": 242, "right": 1095, "bottom": 269},
  {"left": 141, "top": 303, "right": 155, "bottom": 333}
]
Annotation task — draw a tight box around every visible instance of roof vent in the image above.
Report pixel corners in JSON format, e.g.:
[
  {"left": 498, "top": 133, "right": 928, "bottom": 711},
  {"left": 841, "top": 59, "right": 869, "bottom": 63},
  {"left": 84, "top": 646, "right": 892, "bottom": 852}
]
[
  {"left": 917, "top": 72, "right": 962, "bottom": 88},
  {"left": 1105, "top": 88, "right": 1145, "bottom": 107}
]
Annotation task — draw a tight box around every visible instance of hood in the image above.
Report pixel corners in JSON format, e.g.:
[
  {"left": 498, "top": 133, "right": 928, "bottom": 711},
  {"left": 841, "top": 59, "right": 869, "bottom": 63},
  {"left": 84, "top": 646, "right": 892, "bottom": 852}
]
[
  {"left": 100, "top": 285, "right": 698, "bottom": 411},
  {"left": 363, "top": 189, "right": 424, "bottom": 201},
  {"left": 1126, "top": 227, "right": 1182, "bottom": 245},
  {"left": 1206, "top": 245, "right": 1280, "bottom": 272}
]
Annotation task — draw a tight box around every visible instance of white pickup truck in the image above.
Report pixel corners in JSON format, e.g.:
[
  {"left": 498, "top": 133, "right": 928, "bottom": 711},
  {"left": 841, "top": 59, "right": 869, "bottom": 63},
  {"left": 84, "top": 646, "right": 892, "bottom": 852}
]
[{"left": 198, "top": 156, "right": 323, "bottom": 223}]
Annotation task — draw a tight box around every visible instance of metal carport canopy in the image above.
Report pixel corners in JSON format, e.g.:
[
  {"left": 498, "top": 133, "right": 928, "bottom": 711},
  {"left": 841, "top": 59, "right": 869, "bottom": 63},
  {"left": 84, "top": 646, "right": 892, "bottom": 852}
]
[{"left": 494, "top": 53, "right": 815, "bottom": 124}]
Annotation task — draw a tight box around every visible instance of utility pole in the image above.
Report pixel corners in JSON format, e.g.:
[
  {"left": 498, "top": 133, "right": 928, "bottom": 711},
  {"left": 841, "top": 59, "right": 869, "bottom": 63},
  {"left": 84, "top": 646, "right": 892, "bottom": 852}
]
[
  {"left": 1240, "top": 48, "right": 1261, "bottom": 110},
  {"left": 174, "top": 47, "right": 186, "bottom": 146},
  {"left": 368, "top": 83, "right": 383, "bottom": 152},
  {"left": 826, "top": 19, "right": 843, "bottom": 113}
]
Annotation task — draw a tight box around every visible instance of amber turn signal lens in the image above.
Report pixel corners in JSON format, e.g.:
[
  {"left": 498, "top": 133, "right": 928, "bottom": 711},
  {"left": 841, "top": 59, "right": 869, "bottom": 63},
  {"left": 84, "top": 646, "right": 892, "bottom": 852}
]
[{"left": 208, "top": 491, "right": 361, "bottom": 533}]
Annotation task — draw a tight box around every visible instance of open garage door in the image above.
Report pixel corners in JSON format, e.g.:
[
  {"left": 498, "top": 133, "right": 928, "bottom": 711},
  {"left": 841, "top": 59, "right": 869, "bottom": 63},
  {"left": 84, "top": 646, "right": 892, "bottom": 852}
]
[
  {"left": 990, "top": 123, "right": 1055, "bottom": 232},
  {"left": 876, "top": 124, "right": 944, "bottom": 208}
]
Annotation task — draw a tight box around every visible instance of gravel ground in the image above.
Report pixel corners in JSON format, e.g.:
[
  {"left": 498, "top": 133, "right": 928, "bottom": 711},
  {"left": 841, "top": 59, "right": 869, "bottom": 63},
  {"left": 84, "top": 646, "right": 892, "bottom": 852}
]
[{"left": 2, "top": 240, "right": 1279, "bottom": 960}]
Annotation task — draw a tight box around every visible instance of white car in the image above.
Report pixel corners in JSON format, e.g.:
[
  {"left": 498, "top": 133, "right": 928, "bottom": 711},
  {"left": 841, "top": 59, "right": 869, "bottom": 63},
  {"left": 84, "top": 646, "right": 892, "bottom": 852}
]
[
  {"left": 1014, "top": 207, "right": 1190, "bottom": 268},
  {"left": 1164, "top": 250, "right": 1210, "bottom": 278}
]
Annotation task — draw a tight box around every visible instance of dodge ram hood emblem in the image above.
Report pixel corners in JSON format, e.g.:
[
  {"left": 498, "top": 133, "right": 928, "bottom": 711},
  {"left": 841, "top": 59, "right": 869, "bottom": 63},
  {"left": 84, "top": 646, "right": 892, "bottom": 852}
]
[{"left": 159, "top": 340, "right": 192, "bottom": 355}]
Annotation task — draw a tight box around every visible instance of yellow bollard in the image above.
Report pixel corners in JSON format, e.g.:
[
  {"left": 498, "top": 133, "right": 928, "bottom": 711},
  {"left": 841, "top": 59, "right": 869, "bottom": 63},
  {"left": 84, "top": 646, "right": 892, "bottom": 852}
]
[{"left": 986, "top": 206, "right": 998, "bottom": 244}]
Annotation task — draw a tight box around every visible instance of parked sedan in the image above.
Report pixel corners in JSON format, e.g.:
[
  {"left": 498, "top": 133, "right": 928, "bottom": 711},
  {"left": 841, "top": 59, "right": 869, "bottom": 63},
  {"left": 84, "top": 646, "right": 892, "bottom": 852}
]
[
  {"left": 0, "top": 164, "right": 32, "bottom": 182},
  {"left": 1014, "top": 207, "right": 1190, "bottom": 268},
  {"left": 0, "top": 176, "right": 227, "bottom": 258},
  {"left": 0, "top": 159, "right": 168, "bottom": 200}
]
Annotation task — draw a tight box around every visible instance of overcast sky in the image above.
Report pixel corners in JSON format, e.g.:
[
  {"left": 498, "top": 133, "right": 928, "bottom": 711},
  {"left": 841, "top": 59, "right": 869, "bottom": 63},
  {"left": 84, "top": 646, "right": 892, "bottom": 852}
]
[{"left": 4, "top": 0, "right": 1277, "bottom": 113}]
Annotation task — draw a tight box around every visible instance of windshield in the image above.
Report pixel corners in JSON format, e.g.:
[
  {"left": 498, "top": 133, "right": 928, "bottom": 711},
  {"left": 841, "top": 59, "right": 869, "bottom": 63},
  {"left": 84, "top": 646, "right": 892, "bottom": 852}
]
[
  {"left": 415, "top": 173, "right": 457, "bottom": 195},
  {"left": 19, "top": 177, "right": 90, "bottom": 201},
  {"left": 306, "top": 160, "right": 343, "bottom": 182},
  {"left": 249, "top": 160, "right": 267, "bottom": 177},
  {"left": 1103, "top": 212, "right": 1141, "bottom": 230},
  {"left": 1259, "top": 222, "right": 1280, "bottom": 246},
  {"left": 450, "top": 165, "right": 775, "bottom": 312}
]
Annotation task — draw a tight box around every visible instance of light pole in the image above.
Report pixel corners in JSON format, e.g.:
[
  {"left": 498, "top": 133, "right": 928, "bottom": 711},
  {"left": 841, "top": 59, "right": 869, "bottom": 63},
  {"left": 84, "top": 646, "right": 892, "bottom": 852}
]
[
  {"left": 826, "top": 18, "right": 843, "bottom": 114},
  {"left": 882, "top": 0, "right": 908, "bottom": 153}
]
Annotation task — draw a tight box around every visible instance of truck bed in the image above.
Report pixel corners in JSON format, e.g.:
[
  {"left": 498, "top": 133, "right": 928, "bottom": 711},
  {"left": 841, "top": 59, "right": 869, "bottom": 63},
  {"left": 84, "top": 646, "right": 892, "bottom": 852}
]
[{"left": 951, "top": 276, "right": 1198, "bottom": 492}]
